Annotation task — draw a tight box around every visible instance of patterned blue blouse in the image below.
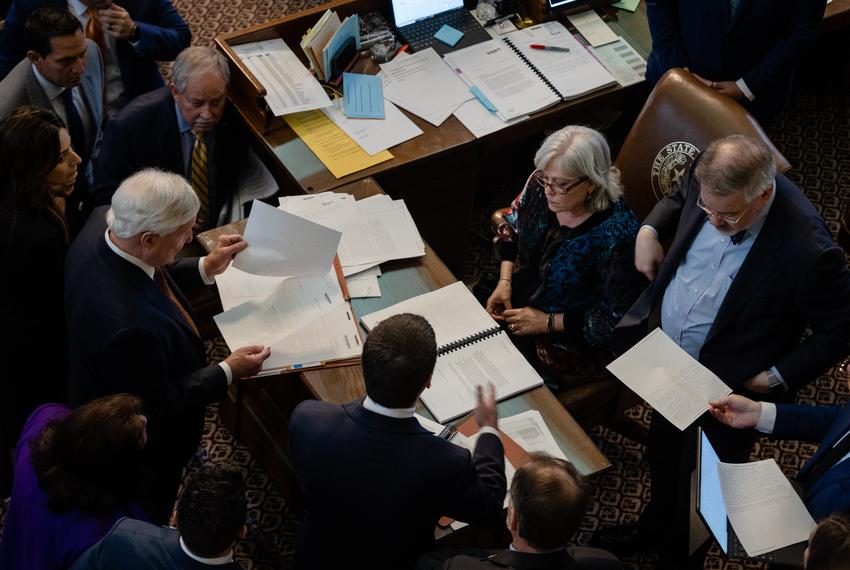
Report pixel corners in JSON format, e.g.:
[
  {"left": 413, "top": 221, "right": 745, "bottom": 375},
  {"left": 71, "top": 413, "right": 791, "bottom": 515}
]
[{"left": 496, "top": 174, "right": 643, "bottom": 356}]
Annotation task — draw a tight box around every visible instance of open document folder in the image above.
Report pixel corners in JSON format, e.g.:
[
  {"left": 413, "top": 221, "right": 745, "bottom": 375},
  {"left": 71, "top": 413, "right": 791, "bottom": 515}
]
[{"left": 606, "top": 328, "right": 732, "bottom": 431}]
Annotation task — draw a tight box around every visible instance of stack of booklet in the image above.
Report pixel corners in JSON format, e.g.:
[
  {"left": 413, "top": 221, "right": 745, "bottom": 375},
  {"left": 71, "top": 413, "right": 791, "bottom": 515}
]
[{"left": 361, "top": 281, "right": 543, "bottom": 422}]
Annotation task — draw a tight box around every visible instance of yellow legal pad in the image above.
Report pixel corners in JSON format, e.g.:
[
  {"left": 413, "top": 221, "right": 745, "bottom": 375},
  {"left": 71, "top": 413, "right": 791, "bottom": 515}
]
[{"left": 284, "top": 110, "right": 393, "bottom": 178}]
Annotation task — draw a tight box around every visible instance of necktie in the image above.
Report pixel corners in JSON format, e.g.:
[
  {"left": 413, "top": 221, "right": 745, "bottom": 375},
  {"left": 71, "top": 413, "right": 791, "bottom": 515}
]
[
  {"left": 191, "top": 132, "right": 211, "bottom": 228},
  {"left": 800, "top": 429, "right": 850, "bottom": 492},
  {"left": 153, "top": 268, "right": 200, "bottom": 337},
  {"left": 730, "top": 230, "right": 748, "bottom": 245},
  {"left": 84, "top": 6, "right": 106, "bottom": 54},
  {"left": 60, "top": 87, "right": 86, "bottom": 161}
]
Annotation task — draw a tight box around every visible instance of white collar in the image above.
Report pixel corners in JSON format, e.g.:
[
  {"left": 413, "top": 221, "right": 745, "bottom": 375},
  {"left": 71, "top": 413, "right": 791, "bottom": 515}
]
[
  {"left": 363, "top": 396, "right": 415, "bottom": 419},
  {"left": 179, "top": 537, "right": 235, "bottom": 566},
  {"left": 32, "top": 64, "right": 65, "bottom": 102},
  {"left": 104, "top": 229, "right": 155, "bottom": 279}
]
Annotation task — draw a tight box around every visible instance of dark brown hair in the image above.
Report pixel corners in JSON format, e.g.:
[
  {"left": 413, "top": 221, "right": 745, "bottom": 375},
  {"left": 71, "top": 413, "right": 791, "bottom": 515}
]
[
  {"left": 807, "top": 513, "right": 850, "bottom": 570},
  {"left": 177, "top": 464, "right": 247, "bottom": 557},
  {"left": 362, "top": 313, "right": 437, "bottom": 408},
  {"left": 25, "top": 7, "right": 82, "bottom": 56},
  {"left": 30, "top": 393, "right": 146, "bottom": 516},
  {"left": 510, "top": 452, "right": 588, "bottom": 550}
]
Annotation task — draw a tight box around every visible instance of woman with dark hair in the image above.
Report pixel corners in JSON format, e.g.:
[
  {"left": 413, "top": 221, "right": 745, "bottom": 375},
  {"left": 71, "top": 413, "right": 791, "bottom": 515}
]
[
  {"left": 485, "top": 125, "right": 643, "bottom": 388},
  {"left": 0, "top": 394, "right": 149, "bottom": 569},
  {"left": 0, "top": 106, "right": 81, "bottom": 493},
  {"left": 806, "top": 513, "right": 850, "bottom": 570}
]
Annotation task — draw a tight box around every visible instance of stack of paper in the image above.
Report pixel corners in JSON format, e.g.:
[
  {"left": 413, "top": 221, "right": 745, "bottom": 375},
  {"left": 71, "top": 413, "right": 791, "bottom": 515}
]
[
  {"left": 231, "top": 39, "right": 332, "bottom": 116},
  {"left": 322, "top": 100, "right": 423, "bottom": 156},
  {"left": 378, "top": 48, "right": 473, "bottom": 126},
  {"left": 213, "top": 201, "right": 362, "bottom": 374},
  {"left": 300, "top": 9, "right": 341, "bottom": 80},
  {"left": 279, "top": 192, "right": 425, "bottom": 290}
]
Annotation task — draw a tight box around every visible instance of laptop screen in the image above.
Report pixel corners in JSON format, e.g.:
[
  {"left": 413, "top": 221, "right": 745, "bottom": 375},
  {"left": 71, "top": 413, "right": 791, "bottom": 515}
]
[
  {"left": 698, "top": 430, "right": 729, "bottom": 555},
  {"left": 391, "top": 0, "right": 464, "bottom": 28},
  {"left": 548, "top": 0, "right": 587, "bottom": 11}
]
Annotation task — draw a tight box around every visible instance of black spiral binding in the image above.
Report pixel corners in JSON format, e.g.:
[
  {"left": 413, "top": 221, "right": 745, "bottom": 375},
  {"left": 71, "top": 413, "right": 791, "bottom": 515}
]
[
  {"left": 502, "top": 36, "right": 565, "bottom": 101},
  {"left": 437, "top": 325, "right": 503, "bottom": 356}
]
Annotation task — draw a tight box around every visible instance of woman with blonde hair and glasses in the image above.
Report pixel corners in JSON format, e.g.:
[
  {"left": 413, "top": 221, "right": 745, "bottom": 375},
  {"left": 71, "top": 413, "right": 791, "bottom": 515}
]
[{"left": 486, "top": 125, "right": 643, "bottom": 388}]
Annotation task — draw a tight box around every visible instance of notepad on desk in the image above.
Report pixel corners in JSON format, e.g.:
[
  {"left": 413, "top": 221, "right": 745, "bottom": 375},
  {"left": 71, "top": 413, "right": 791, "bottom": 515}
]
[
  {"left": 444, "top": 21, "right": 616, "bottom": 121},
  {"left": 361, "top": 281, "right": 543, "bottom": 423}
]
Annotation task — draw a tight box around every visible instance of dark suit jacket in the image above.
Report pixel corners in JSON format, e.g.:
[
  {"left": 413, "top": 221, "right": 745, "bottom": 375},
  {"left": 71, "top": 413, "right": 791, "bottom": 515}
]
[
  {"left": 94, "top": 87, "right": 251, "bottom": 227},
  {"left": 616, "top": 158, "right": 850, "bottom": 396},
  {"left": 70, "top": 517, "right": 243, "bottom": 569},
  {"left": 289, "top": 399, "right": 507, "bottom": 570},
  {"left": 772, "top": 403, "right": 850, "bottom": 521},
  {"left": 0, "top": 0, "right": 190, "bottom": 101},
  {"left": 416, "top": 546, "right": 622, "bottom": 570},
  {"left": 65, "top": 207, "right": 227, "bottom": 465},
  {"left": 645, "top": 0, "right": 825, "bottom": 122}
]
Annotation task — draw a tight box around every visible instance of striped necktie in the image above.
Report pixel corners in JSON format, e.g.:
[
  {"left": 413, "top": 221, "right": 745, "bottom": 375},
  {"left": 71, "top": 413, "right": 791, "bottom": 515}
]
[
  {"left": 153, "top": 268, "right": 200, "bottom": 337},
  {"left": 191, "top": 131, "right": 211, "bottom": 228}
]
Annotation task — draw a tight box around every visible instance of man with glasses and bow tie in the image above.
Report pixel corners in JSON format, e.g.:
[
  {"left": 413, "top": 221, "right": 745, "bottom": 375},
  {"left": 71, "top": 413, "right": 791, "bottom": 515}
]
[{"left": 593, "top": 134, "right": 850, "bottom": 568}]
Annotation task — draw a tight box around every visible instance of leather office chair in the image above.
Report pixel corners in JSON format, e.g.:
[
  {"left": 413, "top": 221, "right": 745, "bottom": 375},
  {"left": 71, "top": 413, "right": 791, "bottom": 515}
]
[{"left": 490, "top": 68, "right": 791, "bottom": 434}]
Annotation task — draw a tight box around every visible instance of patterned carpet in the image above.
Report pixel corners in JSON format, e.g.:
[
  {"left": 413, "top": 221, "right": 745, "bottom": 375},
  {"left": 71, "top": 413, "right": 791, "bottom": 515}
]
[{"left": 1, "top": 0, "right": 848, "bottom": 567}]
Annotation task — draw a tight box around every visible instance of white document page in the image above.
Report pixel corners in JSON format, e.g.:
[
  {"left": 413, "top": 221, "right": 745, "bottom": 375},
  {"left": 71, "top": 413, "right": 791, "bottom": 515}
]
[
  {"left": 259, "top": 302, "right": 362, "bottom": 373},
  {"left": 566, "top": 9, "right": 619, "bottom": 47},
  {"left": 500, "top": 410, "right": 567, "bottom": 461},
  {"left": 423, "top": 332, "right": 543, "bottom": 423},
  {"left": 233, "top": 200, "right": 341, "bottom": 277},
  {"left": 322, "top": 99, "right": 423, "bottom": 156},
  {"left": 452, "top": 99, "right": 528, "bottom": 138},
  {"left": 346, "top": 266, "right": 381, "bottom": 298},
  {"left": 214, "top": 267, "right": 286, "bottom": 311},
  {"left": 505, "top": 22, "right": 616, "bottom": 99},
  {"left": 590, "top": 37, "right": 647, "bottom": 87},
  {"left": 278, "top": 191, "right": 355, "bottom": 216},
  {"left": 379, "top": 48, "right": 473, "bottom": 126},
  {"left": 214, "top": 270, "right": 343, "bottom": 349},
  {"left": 361, "top": 281, "right": 497, "bottom": 348},
  {"left": 414, "top": 413, "right": 445, "bottom": 435},
  {"left": 717, "top": 460, "right": 816, "bottom": 556},
  {"left": 444, "top": 39, "right": 560, "bottom": 121},
  {"left": 606, "top": 328, "right": 732, "bottom": 431},
  {"left": 231, "top": 39, "right": 332, "bottom": 115}
]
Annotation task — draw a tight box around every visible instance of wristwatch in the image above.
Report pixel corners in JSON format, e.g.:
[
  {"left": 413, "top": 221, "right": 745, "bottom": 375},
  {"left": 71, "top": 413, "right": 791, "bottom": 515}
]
[{"left": 766, "top": 369, "right": 784, "bottom": 394}]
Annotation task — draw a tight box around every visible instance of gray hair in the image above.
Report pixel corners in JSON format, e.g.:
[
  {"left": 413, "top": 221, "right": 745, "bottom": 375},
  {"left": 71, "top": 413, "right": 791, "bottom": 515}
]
[
  {"left": 695, "top": 134, "right": 776, "bottom": 202},
  {"left": 533, "top": 125, "right": 623, "bottom": 212},
  {"left": 170, "top": 46, "right": 230, "bottom": 94},
  {"left": 107, "top": 169, "right": 199, "bottom": 237}
]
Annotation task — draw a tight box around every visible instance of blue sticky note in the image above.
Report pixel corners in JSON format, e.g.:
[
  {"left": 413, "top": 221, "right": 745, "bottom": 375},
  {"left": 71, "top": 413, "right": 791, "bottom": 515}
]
[
  {"left": 470, "top": 85, "right": 497, "bottom": 112},
  {"left": 434, "top": 24, "right": 464, "bottom": 47},
  {"left": 343, "top": 72, "right": 385, "bottom": 119}
]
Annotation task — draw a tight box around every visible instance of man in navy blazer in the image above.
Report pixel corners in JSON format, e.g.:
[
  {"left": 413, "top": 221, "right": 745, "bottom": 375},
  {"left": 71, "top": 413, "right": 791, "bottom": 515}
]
[
  {"left": 288, "top": 313, "right": 507, "bottom": 570},
  {"left": 71, "top": 464, "right": 247, "bottom": 569},
  {"left": 93, "top": 46, "right": 268, "bottom": 230},
  {"left": 645, "top": 0, "right": 826, "bottom": 124},
  {"left": 65, "top": 169, "right": 270, "bottom": 524},
  {"left": 596, "top": 135, "right": 850, "bottom": 565},
  {"left": 0, "top": 0, "right": 189, "bottom": 110},
  {"left": 709, "top": 394, "right": 850, "bottom": 521}
]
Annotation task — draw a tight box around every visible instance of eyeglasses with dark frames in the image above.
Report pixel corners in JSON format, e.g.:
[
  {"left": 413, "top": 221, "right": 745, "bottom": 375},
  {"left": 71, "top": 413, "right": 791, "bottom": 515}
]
[{"left": 532, "top": 170, "right": 586, "bottom": 195}]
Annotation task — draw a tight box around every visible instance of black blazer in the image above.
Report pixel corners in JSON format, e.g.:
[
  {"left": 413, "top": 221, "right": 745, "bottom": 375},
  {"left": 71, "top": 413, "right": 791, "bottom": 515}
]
[
  {"left": 64, "top": 208, "right": 227, "bottom": 464},
  {"left": 289, "top": 399, "right": 507, "bottom": 570},
  {"left": 416, "top": 547, "right": 622, "bottom": 570},
  {"left": 645, "top": 0, "right": 825, "bottom": 122},
  {"left": 616, "top": 159, "right": 850, "bottom": 395},
  {"left": 93, "top": 87, "right": 251, "bottom": 227}
]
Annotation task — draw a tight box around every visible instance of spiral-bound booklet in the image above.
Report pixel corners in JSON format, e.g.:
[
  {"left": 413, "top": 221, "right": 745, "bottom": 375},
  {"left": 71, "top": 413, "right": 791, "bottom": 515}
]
[
  {"left": 360, "top": 281, "right": 543, "bottom": 423},
  {"left": 444, "top": 21, "right": 616, "bottom": 122}
]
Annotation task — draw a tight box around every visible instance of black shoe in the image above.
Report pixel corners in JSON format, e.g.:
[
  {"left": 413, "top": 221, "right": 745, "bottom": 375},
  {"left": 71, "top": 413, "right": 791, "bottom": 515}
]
[{"left": 589, "top": 522, "right": 656, "bottom": 555}]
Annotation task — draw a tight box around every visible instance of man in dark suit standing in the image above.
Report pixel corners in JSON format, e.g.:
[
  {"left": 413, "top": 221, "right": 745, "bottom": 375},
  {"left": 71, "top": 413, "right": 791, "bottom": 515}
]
[
  {"left": 71, "top": 463, "right": 247, "bottom": 569},
  {"left": 645, "top": 0, "right": 826, "bottom": 124},
  {"left": 593, "top": 135, "right": 850, "bottom": 566},
  {"left": 289, "top": 313, "right": 507, "bottom": 570},
  {"left": 708, "top": 394, "right": 850, "bottom": 521},
  {"left": 65, "top": 169, "right": 270, "bottom": 524},
  {"left": 94, "top": 45, "right": 274, "bottom": 231},
  {"left": 0, "top": 0, "right": 190, "bottom": 111},
  {"left": 417, "top": 453, "right": 621, "bottom": 570}
]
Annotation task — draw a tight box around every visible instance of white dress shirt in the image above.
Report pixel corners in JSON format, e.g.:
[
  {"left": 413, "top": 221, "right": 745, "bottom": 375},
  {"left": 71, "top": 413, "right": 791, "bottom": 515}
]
[{"left": 179, "top": 537, "right": 235, "bottom": 565}]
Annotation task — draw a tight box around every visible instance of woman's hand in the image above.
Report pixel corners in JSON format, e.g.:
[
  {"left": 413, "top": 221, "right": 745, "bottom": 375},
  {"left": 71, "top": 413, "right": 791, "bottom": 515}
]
[
  {"left": 486, "top": 280, "right": 513, "bottom": 320},
  {"left": 503, "top": 307, "right": 548, "bottom": 336}
]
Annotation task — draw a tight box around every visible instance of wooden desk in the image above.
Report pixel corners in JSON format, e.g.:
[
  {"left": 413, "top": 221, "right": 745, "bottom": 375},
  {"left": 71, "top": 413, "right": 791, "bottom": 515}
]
[{"left": 198, "top": 177, "right": 610, "bottom": 499}]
